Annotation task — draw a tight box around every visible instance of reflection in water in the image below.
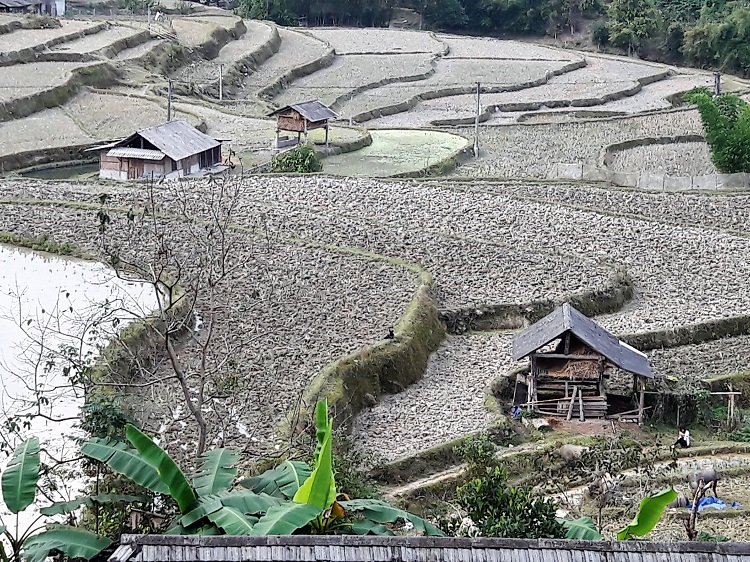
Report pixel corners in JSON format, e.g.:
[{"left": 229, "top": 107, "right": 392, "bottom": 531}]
[{"left": 0, "top": 243, "right": 157, "bottom": 528}]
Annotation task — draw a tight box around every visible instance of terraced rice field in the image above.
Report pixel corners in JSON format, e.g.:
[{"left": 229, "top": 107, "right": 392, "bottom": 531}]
[
  {"left": 171, "top": 15, "right": 241, "bottom": 47},
  {"left": 0, "top": 109, "right": 95, "bottom": 156},
  {"left": 323, "top": 129, "right": 470, "bottom": 177},
  {"left": 238, "top": 28, "right": 330, "bottom": 94},
  {"left": 0, "top": 19, "right": 100, "bottom": 53},
  {"left": 0, "top": 61, "right": 101, "bottom": 101},
  {"left": 2, "top": 11, "right": 749, "bottom": 475},
  {"left": 307, "top": 28, "right": 446, "bottom": 54},
  {"left": 48, "top": 23, "right": 146, "bottom": 55},
  {"left": 274, "top": 53, "right": 434, "bottom": 108},
  {"left": 451, "top": 109, "right": 704, "bottom": 178}
]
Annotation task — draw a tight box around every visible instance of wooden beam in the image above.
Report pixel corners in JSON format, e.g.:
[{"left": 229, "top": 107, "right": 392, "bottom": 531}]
[
  {"left": 578, "top": 389, "right": 585, "bottom": 422},
  {"left": 567, "top": 386, "right": 578, "bottom": 421},
  {"left": 638, "top": 377, "right": 646, "bottom": 425},
  {"left": 531, "top": 353, "right": 603, "bottom": 360}
]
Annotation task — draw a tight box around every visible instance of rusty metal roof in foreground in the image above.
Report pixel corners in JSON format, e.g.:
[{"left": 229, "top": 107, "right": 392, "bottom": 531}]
[
  {"left": 269, "top": 100, "right": 339, "bottom": 122},
  {"left": 512, "top": 303, "right": 653, "bottom": 378},
  {"left": 111, "top": 535, "right": 750, "bottom": 562}
]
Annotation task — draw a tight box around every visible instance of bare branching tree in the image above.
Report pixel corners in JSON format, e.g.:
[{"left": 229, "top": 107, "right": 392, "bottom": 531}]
[{"left": 95, "top": 175, "right": 252, "bottom": 458}]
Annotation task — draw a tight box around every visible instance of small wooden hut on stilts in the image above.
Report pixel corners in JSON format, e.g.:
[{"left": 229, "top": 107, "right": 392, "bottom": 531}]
[
  {"left": 268, "top": 100, "right": 338, "bottom": 149},
  {"left": 511, "top": 303, "right": 653, "bottom": 423}
]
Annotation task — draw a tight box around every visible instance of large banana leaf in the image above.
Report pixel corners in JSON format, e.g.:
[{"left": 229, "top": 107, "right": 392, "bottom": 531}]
[
  {"left": 617, "top": 487, "right": 677, "bottom": 540},
  {"left": 181, "top": 490, "right": 281, "bottom": 528},
  {"left": 40, "top": 494, "right": 147, "bottom": 516},
  {"left": 22, "top": 526, "right": 111, "bottom": 562},
  {"left": 125, "top": 424, "right": 196, "bottom": 513},
  {"left": 181, "top": 496, "right": 223, "bottom": 528},
  {"left": 207, "top": 506, "right": 258, "bottom": 535},
  {"left": 340, "top": 499, "right": 444, "bottom": 536},
  {"left": 293, "top": 400, "right": 336, "bottom": 510},
  {"left": 80, "top": 437, "right": 169, "bottom": 495},
  {"left": 311, "top": 399, "right": 329, "bottom": 466},
  {"left": 238, "top": 460, "right": 312, "bottom": 499},
  {"left": 192, "top": 449, "right": 239, "bottom": 498},
  {"left": 249, "top": 502, "right": 323, "bottom": 535},
  {"left": 2, "top": 438, "right": 40, "bottom": 514},
  {"left": 349, "top": 519, "right": 393, "bottom": 535},
  {"left": 560, "top": 517, "right": 603, "bottom": 540}
]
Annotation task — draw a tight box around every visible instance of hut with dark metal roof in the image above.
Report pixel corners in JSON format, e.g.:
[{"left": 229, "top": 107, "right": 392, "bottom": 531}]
[
  {"left": 88, "top": 121, "right": 223, "bottom": 181},
  {"left": 269, "top": 100, "right": 338, "bottom": 148},
  {"left": 109, "top": 535, "right": 750, "bottom": 562},
  {"left": 0, "top": 0, "right": 53, "bottom": 14},
  {"left": 512, "top": 303, "right": 653, "bottom": 422}
]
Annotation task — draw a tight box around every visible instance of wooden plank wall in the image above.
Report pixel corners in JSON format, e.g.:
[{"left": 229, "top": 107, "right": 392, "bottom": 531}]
[{"left": 119, "top": 536, "right": 750, "bottom": 562}]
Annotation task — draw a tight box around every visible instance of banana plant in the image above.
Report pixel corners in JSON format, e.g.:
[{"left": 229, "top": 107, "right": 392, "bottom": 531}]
[
  {"left": 0, "top": 438, "right": 111, "bottom": 562},
  {"left": 81, "top": 424, "right": 271, "bottom": 535},
  {"left": 239, "top": 400, "right": 444, "bottom": 536},
  {"left": 81, "top": 403, "right": 443, "bottom": 536}
]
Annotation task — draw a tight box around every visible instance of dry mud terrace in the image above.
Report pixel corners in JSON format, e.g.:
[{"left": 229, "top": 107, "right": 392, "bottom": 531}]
[{"left": 1, "top": 178, "right": 750, "bottom": 462}]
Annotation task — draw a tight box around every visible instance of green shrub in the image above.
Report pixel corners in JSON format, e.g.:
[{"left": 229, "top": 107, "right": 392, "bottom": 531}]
[
  {"left": 456, "top": 466, "right": 566, "bottom": 539},
  {"left": 270, "top": 145, "right": 322, "bottom": 174},
  {"left": 685, "top": 90, "right": 750, "bottom": 173},
  {"left": 592, "top": 21, "right": 609, "bottom": 45},
  {"left": 728, "top": 422, "right": 750, "bottom": 442},
  {"left": 454, "top": 434, "right": 496, "bottom": 477}
]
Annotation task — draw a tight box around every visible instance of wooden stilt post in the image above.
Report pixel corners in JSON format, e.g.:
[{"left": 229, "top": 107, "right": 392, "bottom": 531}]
[
  {"left": 578, "top": 388, "right": 585, "bottom": 422},
  {"left": 567, "top": 386, "right": 578, "bottom": 421},
  {"left": 638, "top": 377, "right": 646, "bottom": 425},
  {"left": 527, "top": 376, "right": 533, "bottom": 412},
  {"left": 325, "top": 123, "right": 329, "bottom": 147}
]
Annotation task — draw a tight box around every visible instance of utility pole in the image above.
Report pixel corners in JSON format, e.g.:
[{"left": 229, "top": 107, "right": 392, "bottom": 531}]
[
  {"left": 167, "top": 78, "right": 172, "bottom": 122},
  {"left": 474, "top": 82, "right": 480, "bottom": 158},
  {"left": 218, "top": 64, "right": 224, "bottom": 101}
]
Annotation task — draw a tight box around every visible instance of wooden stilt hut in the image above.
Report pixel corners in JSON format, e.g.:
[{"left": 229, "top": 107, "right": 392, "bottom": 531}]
[
  {"left": 269, "top": 100, "right": 338, "bottom": 149},
  {"left": 511, "top": 303, "right": 653, "bottom": 423}
]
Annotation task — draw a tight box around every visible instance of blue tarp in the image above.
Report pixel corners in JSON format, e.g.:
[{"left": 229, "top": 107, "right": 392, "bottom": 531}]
[{"left": 686, "top": 496, "right": 742, "bottom": 511}]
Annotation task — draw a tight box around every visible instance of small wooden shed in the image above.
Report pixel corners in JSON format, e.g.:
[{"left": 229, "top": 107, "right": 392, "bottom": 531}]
[
  {"left": 88, "top": 121, "right": 223, "bottom": 181},
  {"left": 269, "top": 100, "right": 338, "bottom": 148},
  {"left": 512, "top": 303, "right": 653, "bottom": 423}
]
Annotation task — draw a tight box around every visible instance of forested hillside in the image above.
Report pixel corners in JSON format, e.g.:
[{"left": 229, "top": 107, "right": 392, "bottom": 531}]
[{"left": 236, "top": 0, "right": 750, "bottom": 77}]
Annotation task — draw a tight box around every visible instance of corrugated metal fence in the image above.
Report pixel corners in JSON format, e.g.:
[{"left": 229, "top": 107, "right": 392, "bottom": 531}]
[{"left": 114, "top": 535, "right": 750, "bottom": 562}]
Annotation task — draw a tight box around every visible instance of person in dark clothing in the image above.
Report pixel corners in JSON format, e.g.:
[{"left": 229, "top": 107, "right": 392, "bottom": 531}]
[{"left": 672, "top": 426, "right": 691, "bottom": 449}]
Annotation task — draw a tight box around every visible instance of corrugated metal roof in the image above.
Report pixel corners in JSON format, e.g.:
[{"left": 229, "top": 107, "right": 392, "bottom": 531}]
[
  {"left": 0, "top": 0, "right": 41, "bottom": 7},
  {"left": 117, "top": 121, "right": 220, "bottom": 162},
  {"left": 512, "top": 303, "right": 653, "bottom": 378},
  {"left": 114, "top": 535, "right": 750, "bottom": 562},
  {"left": 107, "top": 148, "right": 165, "bottom": 160},
  {"left": 269, "top": 100, "right": 339, "bottom": 122}
]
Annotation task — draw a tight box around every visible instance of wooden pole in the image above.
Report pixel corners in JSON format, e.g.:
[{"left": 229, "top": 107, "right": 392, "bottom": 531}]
[
  {"left": 638, "top": 377, "right": 646, "bottom": 425},
  {"left": 567, "top": 386, "right": 578, "bottom": 421},
  {"left": 578, "top": 388, "right": 585, "bottom": 421},
  {"left": 167, "top": 78, "right": 172, "bottom": 122},
  {"left": 218, "top": 64, "right": 223, "bottom": 101},
  {"left": 473, "top": 82, "right": 480, "bottom": 157}
]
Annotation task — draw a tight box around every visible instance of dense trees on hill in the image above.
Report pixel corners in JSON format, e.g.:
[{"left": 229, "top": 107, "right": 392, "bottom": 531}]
[
  {"left": 236, "top": 0, "right": 394, "bottom": 26},
  {"left": 238, "top": 0, "right": 750, "bottom": 76}
]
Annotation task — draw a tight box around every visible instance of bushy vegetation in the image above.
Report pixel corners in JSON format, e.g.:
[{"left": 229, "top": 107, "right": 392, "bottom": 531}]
[
  {"left": 270, "top": 145, "right": 323, "bottom": 174},
  {"left": 236, "top": 0, "right": 393, "bottom": 26},
  {"left": 685, "top": 90, "right": 750, "bottom": 173},
  {"left": 446, "top": 435, "right": 567, "bottom": 539}
]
